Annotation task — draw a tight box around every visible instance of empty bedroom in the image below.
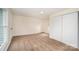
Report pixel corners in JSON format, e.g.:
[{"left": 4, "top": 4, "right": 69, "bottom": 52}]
[{"left": 0, "top": 8, "right": 79, "bottom": 51}]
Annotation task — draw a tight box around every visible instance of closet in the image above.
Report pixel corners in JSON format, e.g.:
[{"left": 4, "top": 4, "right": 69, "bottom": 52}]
[{"left": 49, "top": 12, "right": 79, "bottom": 48}]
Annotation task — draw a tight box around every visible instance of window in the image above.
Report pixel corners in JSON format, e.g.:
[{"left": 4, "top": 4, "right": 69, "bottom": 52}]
[{"left": 0, "top": 9, "right": 8, "bottom": 46}]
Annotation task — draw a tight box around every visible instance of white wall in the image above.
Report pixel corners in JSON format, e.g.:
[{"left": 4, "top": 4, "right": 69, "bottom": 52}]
[
  {"left": 6, "top": 9, "right": 13, "bottom": 50},
  {"left": 41, "top": 18, "right": 49, "bottom": 33},
  {"left": 13, "top": 15, "right": 49, "bottom": 36},
  {"left": 13, "top": 15, "right": 42, "bottom": 36}
]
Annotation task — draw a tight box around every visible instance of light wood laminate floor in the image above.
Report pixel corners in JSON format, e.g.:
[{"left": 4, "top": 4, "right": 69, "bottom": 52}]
[{"left": 8, "top": 33, "right": 79, "bottom": 51}]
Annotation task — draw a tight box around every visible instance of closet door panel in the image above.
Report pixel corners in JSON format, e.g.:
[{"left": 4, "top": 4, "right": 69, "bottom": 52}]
[
  {"left": 49, "top": 16, "right": 62, "bottom": 42},
  {"left": 63, "top": 12, "right": 78, "bottom": 47}
]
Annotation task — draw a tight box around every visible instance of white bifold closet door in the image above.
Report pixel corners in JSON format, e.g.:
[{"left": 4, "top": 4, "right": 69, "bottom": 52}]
[
  {"left": 49, "top": 16, "right": 62, "bottom": 42},
  {"left": 62, "top": 12, "right": 78, "bottom": 48},
  {"left": 49, "top": 12, "right": 78, "bottom": 48}
]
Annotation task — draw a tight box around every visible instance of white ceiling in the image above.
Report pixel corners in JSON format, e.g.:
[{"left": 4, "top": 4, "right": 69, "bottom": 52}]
[{"left": 11, "top": 8, "right": 66, "bottom": 19}]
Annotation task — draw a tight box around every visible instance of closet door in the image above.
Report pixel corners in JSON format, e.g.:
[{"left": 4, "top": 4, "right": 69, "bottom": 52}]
[
  {"left": 49, "top": 16, "right": 62, "bottom": 42},
  {"left": 63, "top": 12, "right": 78, "bottom": 48}
]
